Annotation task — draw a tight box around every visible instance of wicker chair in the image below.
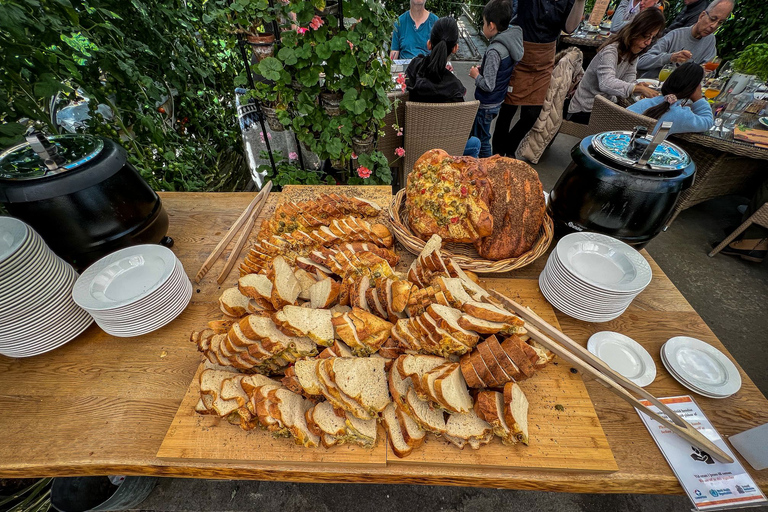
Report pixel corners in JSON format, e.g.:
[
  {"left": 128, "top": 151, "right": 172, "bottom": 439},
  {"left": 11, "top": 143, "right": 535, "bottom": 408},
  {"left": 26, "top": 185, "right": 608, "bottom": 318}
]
[
  {"left": 557, "top": 95, "right": 657, "bottom": 140},
  {"left": 402, "top": 100, "right": 479, "bottom": 185},
  {"left": 709, "top": 202, "right": 768, "bottom": 257},
  {"left": 667, "top": 132, "right": 768, "bottom": 227},
  {"left": 379, "top": 91, "right": 408, "bottom": 188}
]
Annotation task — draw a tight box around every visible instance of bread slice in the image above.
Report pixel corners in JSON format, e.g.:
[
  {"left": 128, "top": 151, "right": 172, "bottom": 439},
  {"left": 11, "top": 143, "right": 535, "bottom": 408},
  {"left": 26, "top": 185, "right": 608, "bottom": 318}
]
[
  {"left": 425, "top": 304, "right": 479, "bottom": 347},
  {"left": 433, "top": 276, "right": 473, "bottom": 307},
  {"left": 388, "top": 361, "right": 412, "bottom": 409},
  {"left": 237, "top": 274, "right": 274, "bottom": 309},
  {"left": 470, "top": 349, "right": 502, "bottom": 388},
  {"left": 345, "top": 414, "right": 378, "bottom": 447},
  {"left": 457, "top": 315, "right": 512, "bottom": 335},
  {"left": 395, "top": 404, "right": 426, "bottom": 448},
  {"left": 294, "top": 359, "right": 324, "bottom": 395},
  {"left": 329, "top": 357, "right": 391, "bottom": 414},
  {"left": 219, "top": 287, "right": 251, "bottom": 317},
  {"left": 528, "top": 340, "right": 555, "bottom": 369},
  {"left": 268, "top": 256, "right": 301, "bottom": 309},
  {"left": 459, "top": 354, "right": 486, "bottom": 388},
  {"left": 316, "top": 359, "right": 373, "bottom": 420},
  {"left": 270, "top": 388, "right": 320, "bottom": 447},
  {"left": 273, "top": 305, "right": 334, "bottom": 346},
  {"left": 307, "top": 401, "right": 347, "bottom": 437},
  {"left": 500, "top": 335, "right": 535, "bottom": 378},
  {"left": 476, "top": 339, "right": 513, "bottom": 385},
  {"left": 308, "top": 278, "right": 340, "bottom": 309},
  {"left": 366, "top": 285, "right": 388, "bottom": 319},
  {"left": 200, "top": 371, "right": 243, "bottom": 417},
  {"left": 462, "top": 301, "right": 523, "bottom": 324},
  {"left": 404, "top": 388, "right": 446, "bottom": 434},
  {"left": 382, "top": 402, "right": 414, "bottom": 458},
  {"left": 433, "top": 363, "right": 473, "bottom": 414},
  {"left": 474, "top": 390, "right": 517, "bottom": 445},
  {"left": 293, "top": 268, "right": 318, "bottom": 301},
  {"left": 421, "top": 362, "right": 457, "bottom": 405},
  {"left": 396, "top": 354, "right": 448, "bottom": 397},
  {"left": 416, "top": 313, "right": 472, "bottom": 356},
  {"left": 444, "top": 410, "right": 493, "bottom": 450},
  {"left": 485, "top": 335, "right": 522, "bottom": 381},
  {"left": 503, "top": 381, "right": 530, "bottom": 445},
  {"left": 390, "top": 279, "right": 412, "bottom": 313}
]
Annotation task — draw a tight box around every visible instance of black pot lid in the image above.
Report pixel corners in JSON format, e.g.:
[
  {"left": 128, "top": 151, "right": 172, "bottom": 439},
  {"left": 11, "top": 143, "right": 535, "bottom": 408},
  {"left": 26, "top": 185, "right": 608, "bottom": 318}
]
[
  {"left": 0, "top": 134, "right": 104, "bottom": 181},
  {"left": 592, "top": 131, "right": 690, "bottom": 172}
]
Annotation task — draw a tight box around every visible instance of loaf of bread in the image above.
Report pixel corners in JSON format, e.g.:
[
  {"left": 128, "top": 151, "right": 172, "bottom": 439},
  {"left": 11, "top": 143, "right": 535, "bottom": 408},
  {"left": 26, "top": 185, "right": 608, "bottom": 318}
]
[
  {"left": 474, "top": 155, "right": 546, "bottom": 260},
  {"left": 406, "top": 149, "right": 494, "bottom": 243}
]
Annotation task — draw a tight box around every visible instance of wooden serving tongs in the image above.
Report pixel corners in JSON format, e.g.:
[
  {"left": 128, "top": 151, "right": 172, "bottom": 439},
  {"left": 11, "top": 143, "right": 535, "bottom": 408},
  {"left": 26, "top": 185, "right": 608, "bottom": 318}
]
[
  {"left": 487, "top": 289, "right": 734, "bottom": 464},
  {"left": 195, "top": 181, "right": 273, "bottom": 285}
]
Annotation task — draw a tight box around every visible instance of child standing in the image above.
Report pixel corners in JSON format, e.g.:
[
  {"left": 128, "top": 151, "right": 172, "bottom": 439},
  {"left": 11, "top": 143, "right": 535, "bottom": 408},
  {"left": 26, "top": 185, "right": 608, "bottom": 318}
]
[{"left": 469, "top": 0, "right": 524, "bottom": 157}]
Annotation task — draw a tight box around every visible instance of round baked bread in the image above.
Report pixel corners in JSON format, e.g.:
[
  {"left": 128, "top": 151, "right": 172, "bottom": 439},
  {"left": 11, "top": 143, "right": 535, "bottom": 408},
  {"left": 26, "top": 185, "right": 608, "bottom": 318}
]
[
  {"left": 406, "top": 149, "right": 494, "bottom": 243},
  {"left": 473, "top": 156, "right": 545, "bottom": 260}
]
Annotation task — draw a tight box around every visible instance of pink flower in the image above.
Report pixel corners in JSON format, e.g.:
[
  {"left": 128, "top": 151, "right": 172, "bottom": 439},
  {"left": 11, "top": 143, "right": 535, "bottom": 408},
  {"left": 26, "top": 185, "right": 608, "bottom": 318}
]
[
  {"left": 297, "top": 27, "right": 309, "bottom": 35},
  {"left": 288, "top": 151, "right": 298, "bottom": 160},
  {"left": 259, "top": 131, "right": 272, "bottom": 143},
  {"left": 309, "top": 15, "right": 324, "bottom": 30},
  {"left": 351, "top": 152, "right": 358, "bottom": 159},
  {"left": 337, "top": 124, "right": 343, "bottom": 132},
  {"left": 347, "top": 40, "right": 354, "bottom": 50},
  {"left": 397, "top": 129, "right": 403, "bottom": 137},
  {"left": 395, "top": 147, "right": 405, "bottom": 157},
  {"left": 357, "top": 166, "right": 371, "bottom": 179}
]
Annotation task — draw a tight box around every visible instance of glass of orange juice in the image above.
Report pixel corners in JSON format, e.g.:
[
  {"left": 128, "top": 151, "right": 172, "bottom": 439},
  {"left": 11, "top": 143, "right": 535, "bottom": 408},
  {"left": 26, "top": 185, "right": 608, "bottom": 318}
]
[
  {"left": 658, "top": 64, "right": 675, "bottom": 83},
  {"left": 704, "top": 79, "right": 723, "bottom": 100}
]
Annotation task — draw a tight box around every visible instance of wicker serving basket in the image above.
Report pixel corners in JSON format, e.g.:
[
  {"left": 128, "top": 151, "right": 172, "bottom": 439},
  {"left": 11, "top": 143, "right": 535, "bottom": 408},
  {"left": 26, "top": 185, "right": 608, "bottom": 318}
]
[{"left": 388, "top": 189, "right": 554, "bottom": 273}]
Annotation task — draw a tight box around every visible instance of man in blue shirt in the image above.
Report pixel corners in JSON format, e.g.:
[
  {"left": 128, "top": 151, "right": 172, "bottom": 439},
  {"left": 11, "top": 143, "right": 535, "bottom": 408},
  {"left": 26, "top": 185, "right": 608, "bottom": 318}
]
[{"left": 390, "top": 0, "right": 439, "bottom": 60}]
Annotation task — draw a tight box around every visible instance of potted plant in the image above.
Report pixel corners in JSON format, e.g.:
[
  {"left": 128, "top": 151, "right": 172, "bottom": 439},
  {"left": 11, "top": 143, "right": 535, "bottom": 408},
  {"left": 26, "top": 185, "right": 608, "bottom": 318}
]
[{"left": 732, "top": 43, "right": 768, "bottom": 82}]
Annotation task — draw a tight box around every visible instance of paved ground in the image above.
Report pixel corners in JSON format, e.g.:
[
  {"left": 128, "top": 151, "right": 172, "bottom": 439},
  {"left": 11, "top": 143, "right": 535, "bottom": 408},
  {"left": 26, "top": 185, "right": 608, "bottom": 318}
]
[{"left": 132, "top": 54, "right": 768, "bottom": 512}]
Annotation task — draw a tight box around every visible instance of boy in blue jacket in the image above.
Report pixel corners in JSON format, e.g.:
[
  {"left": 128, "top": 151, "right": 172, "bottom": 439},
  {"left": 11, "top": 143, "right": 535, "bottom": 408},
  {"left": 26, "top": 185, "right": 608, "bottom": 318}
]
[{"left": 469, "top": 0, "right": 524, "bottom": 158}]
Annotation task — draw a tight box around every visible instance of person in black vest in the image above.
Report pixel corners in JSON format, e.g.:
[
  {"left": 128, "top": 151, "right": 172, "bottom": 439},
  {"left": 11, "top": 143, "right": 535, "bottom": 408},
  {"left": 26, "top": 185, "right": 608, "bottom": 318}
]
[{"left": 664, "top": 0, "right": 708, "bottom": 34}]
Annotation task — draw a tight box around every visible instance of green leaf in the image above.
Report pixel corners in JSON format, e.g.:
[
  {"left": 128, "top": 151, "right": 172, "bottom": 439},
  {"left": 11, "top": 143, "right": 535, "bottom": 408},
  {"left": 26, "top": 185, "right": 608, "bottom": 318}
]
[
  {"left": 258, "top": 57, "right": 284, "bottom": 81},
  {"left": 277, "top": 47, "right": 297, "bottom": 65},
  {"left": 163, "top": 151, "right": 176, "bottom": 161},
  {"left": 339, "top": 53, "right": 356, "bottom": 76},
  {"left": 0, "top": 122, "right": 26, "bottom": 138},
  {"left": 315, "top": 42, "right": 332, "bottom": 60},
  {"left": 298, "top": 66, "right": 320, "bottom": 87}
]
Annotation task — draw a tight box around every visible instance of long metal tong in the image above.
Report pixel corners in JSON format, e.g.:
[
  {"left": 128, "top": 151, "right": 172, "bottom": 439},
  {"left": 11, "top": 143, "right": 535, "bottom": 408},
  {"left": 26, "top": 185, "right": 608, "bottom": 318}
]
[{"left": 488, "top": 289, "right": 734, "bottom": 464}]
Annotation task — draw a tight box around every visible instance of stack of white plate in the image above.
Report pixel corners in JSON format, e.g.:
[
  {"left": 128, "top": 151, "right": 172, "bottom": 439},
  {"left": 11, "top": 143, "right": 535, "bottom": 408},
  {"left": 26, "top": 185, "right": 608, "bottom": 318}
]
[
  {"left": 72, "top": 245, "right": 192, "bottom": 337},
  {"left": 539, "top": 232, "right": 652, "bottom": 322},
  {"left": 661, "top": 336, "right": 742, "bottom": 399},
  {"left": 0, "top": 217, "right": 93, "bottom": 357}
]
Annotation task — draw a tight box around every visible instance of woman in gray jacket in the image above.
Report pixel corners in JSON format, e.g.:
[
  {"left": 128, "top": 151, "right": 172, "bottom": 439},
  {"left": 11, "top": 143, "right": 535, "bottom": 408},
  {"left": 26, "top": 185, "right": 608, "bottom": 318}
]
[{"left": 566, "top": 7, "right": 665, "bottom": 124}]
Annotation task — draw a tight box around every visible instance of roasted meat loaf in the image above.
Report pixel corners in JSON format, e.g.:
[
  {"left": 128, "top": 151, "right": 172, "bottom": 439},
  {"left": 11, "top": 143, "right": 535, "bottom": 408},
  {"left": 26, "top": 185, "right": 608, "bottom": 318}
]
[
  {"left": 406, "top": 149, "right": 494, "bottom": 243},
  {"left": 474, "top": 156, "right": 545, "bottom": 260}
]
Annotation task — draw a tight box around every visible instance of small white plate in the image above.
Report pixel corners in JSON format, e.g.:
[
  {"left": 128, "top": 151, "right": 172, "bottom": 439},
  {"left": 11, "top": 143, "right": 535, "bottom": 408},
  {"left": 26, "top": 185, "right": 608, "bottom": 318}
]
[
  {"left": 556, "top": 232, "right": 652, "bottom": 293},
  {"left": 588, "top": 331, "right": 656, "bottom": 387},
  {"left": 73, "top": 245, "right": 178, "bottom": 311},
  {"left": 662, "top": 337, "right": 742, "bottom": 398},
  {"left": 637, "top": 78, "right": 661, "bottom": 89},
  {"left": 759, "top": 117, "right": 768, "bottom": 128}
]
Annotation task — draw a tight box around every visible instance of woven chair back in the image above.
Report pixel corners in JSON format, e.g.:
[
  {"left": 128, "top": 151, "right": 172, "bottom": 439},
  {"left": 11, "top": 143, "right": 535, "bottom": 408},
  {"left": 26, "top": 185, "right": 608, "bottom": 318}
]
[{"left": 402, "top": 100, "right": 480, "bottom": 186}]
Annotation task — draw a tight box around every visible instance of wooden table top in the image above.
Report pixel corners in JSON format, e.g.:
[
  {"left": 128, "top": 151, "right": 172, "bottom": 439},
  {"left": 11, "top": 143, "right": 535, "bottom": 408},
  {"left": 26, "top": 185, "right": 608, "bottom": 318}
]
[{"left": 1, "top": 190, "right": 766, "bottom": 494}]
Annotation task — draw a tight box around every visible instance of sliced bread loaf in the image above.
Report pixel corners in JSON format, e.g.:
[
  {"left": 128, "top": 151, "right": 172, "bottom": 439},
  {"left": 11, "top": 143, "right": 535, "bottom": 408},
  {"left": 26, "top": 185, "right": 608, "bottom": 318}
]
[
  {"left": 273, "top": 305, "right": 334, "bottom": 347},
  {"left": 462, "top": 301, "right": 523, "bottom": 324},
  {"left": 473, "top": 390, "right": 517, "bottom": 445},
  {"left": 219, "top": 287, "right": 251, "bottom": 317},
  {"left": 444, "top": 410, "right": 493, "bottom": 450},
  {"left": 294, "top": 359, "right": 324, "bottom": 395},
  {"left": 237, "top": 274, "right": 274, "bottom": 309},
  {"left": 500, "top": 335, "right": 536, "bottom": 379},
  {"left": 425, "top": 304, "right": 479, "bottom": 347},
  {"left": 395, "top": 404, "right": 426, "bottom": 448}
]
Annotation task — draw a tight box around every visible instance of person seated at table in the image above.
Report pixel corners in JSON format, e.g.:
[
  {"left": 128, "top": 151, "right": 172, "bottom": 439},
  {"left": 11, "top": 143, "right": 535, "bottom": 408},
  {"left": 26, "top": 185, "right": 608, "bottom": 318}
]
[
  {"left": 390, "top": 0, "right": 439, "bottom": 61},
  {"left": 610, "top": 0, "right": 658, "bottom": 33},
  {"left": 636, "top": 0, "right": 733, "bottom": 78},
  {"left": 628, "top": 62, "right": 714, "bottom": 134},
  {"left": 405, "top": 17, "right": 482, "bottom": 158},
  {"left": 566, "top": 8, "right": 665, "bottom": 125},
  {"left": 664, "top": 0, "right": 708, "bottom": 34}
]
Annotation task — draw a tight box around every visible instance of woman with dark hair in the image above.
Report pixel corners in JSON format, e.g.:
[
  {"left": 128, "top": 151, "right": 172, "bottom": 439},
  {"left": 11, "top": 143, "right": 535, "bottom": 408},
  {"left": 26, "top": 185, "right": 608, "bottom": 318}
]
[
  {"left": 405, "top": 17, "right": 481, "bottom": 157},
  {"left": 628, "top": 62, "right": 713, "bottom": 134},
  {"left": 566, "top": 7, "right": 666, "bottom": 124}
]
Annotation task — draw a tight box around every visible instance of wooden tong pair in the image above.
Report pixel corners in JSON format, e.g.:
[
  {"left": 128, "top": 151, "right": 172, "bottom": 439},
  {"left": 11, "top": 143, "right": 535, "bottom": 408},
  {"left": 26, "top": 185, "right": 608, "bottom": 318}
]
[
  {"left": 194, "top": 181, "right": 273, "bottom": 285},
  {"left": 488, "top": 289, "right": 734, "bottom": 464}
]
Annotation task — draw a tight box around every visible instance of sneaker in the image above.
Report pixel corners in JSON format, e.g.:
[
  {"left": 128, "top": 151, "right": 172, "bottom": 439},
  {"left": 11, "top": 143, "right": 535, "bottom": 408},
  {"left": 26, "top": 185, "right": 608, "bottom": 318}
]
[{"left": 717, "top": 238, "right": 768, "bottom": 263}]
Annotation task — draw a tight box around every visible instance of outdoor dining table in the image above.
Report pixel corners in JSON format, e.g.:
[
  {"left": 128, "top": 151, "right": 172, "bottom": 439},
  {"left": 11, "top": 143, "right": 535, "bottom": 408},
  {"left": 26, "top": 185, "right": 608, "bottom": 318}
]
[{"left": 0, "top": 188, "right": 767, "bottom": 495}]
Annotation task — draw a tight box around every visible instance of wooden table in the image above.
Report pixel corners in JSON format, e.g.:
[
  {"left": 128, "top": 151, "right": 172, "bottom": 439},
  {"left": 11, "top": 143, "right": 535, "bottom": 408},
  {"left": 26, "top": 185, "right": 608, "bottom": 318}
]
[{"left": 1, "top": 190, "right": 767, "bottom": 494}]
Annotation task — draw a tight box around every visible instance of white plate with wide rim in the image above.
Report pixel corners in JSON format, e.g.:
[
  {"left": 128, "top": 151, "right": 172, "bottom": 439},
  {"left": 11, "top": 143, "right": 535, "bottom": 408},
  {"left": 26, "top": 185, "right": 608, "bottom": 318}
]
[
  {"left": 85, "top": 262, "right": 188, "bottom": 318},
  {"left": 662, "top": 337, "right": 741, "bottom": 398},
  {"left": 0, "top": 301, "right": 90, "bottom": 342},
  {"left": 549, "top": 252, "right": 644, "bottom": 297},
  {"left": 543, "top": 264, "right": 635, "bottom": 310},
  {"left": 588, "top": 331, "right": 656, "bottom": 387},
  {"left": 96, "top": 282, "right": 192, "bottom": 336},
  {"left": 0, "top": 309, "right": 93, "bottom": 348},
  {"left": 73, "top": 245, "right": 178, "bottom": 311},
  {"left": 0, "top": 237, "right": 51, "bottom": 285},
  {"left": 93, "top": 275, "right": 191, "bottom": 329},
  {"left": 555, "top": 232, "right": 652, "bottom": 293},
  {"left": 0, "top": 217, "right": 29, "bottom": 264},
  {"left": 660, "top": 350, "right": 730, "bottom": 399},
  {"left": 542, "top": 273, "right": 632, "bottom": 315},
  {"left": 0, "top": 262, "right": 77, "bottom": 317}
]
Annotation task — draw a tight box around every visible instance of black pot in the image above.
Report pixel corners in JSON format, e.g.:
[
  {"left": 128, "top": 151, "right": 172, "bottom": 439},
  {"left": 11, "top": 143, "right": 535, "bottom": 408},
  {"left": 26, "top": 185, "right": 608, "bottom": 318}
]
[
  {"left": 549, "top": 132, "right": 696, "bottom": 248},
  {"left": 0, "top": 133, "right": 170, "bottom": 270}
]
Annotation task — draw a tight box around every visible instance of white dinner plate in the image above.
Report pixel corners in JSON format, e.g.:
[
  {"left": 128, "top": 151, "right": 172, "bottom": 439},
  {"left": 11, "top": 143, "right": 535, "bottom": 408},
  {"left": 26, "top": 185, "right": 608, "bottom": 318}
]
[
  {"left": 539, "top": 273, "right": 627, "bottom": 322},
  {"left": 759, "top": 117, "right": 768, "bottom": 128},
  {"left": 0, "top": 260, "right": 76, "bottom": 318},
  {"left": 660, "top": 350, "right": 728, "bottom": 399},
  {"left": 0, "top": 217, "right": 29, "bottom": 264},
  {"left": 637, "top": 78, "right": 661, "bottom": 89},
  {"left": 662, "top": 336, "right": 742, "bottom": 398},
  {"left": 588, "top": 331, "right": 656, "bottom": 387},
  {"left": 550, "top": 252, "right": 642, "bottom": 297},
  {"left": 73, "top": 245, "right": 178, "bottom": 311},
  {"left": 556, "top": 232, "right": 652, "bottom": 294},
  {"left": 97, "top": 280, "right": 192, "bottom": 336},
  {"left": 0, "top": 315, "right": 93, "bottom": 358}
]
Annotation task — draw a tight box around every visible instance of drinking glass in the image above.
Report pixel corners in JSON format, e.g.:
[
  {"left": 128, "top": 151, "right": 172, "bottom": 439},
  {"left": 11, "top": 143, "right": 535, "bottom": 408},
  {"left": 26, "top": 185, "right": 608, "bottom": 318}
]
[
  {"left": 704, "top": 79, "right": 723, "bottom": 100},
  {"left": 658, "top": 64, "right": 675, "bottom": 83}
]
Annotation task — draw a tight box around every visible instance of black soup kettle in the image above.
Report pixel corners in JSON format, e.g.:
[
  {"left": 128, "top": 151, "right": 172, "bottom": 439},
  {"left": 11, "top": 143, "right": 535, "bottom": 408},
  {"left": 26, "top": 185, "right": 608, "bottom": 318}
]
[{"left": 0, "top": 133, "right": 171, "bottom": 270}]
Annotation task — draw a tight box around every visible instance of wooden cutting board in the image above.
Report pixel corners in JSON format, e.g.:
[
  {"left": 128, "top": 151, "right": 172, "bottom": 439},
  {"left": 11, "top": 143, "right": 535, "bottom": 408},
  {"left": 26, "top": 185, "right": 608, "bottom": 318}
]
[
  {"left": 157, "top": 185, "right": 616, "bottom": 472},
  {"left": 734, "top": 126, "right": 768, "bottom": 148},
  {"left": 157, "top": 279, "right": 617, "bottom": 472}
]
